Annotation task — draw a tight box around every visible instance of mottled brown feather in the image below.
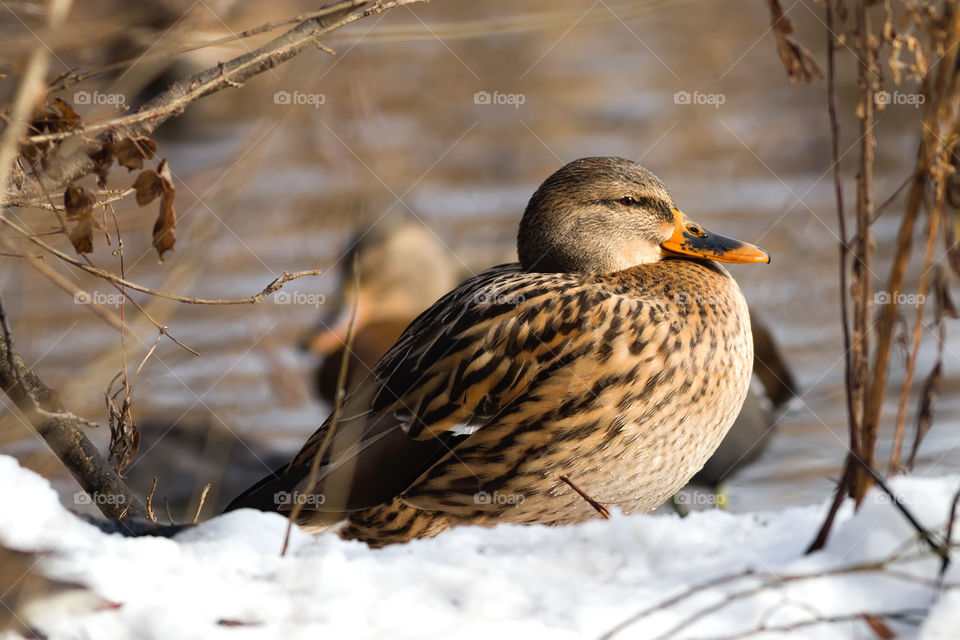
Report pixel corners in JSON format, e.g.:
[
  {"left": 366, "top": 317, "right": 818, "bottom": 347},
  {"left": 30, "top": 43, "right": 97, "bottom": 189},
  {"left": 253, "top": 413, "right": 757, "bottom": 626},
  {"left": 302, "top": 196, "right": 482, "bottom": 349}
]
[{"left": 226, "top": 157, "right": 761, "bottom": 546}]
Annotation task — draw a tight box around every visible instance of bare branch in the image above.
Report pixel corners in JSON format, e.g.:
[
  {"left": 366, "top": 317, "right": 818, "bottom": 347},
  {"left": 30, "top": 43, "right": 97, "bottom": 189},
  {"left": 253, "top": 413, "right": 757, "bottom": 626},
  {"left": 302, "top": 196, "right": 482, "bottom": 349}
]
[
  {"left": 9, "top": 0, "right": 426, "bottom": 203},
  {"left": 1, "top": 213, "right": 321, "bottom": 304},
  {"left": 0, "top": 296, "right": 149, "bottom": 521}
]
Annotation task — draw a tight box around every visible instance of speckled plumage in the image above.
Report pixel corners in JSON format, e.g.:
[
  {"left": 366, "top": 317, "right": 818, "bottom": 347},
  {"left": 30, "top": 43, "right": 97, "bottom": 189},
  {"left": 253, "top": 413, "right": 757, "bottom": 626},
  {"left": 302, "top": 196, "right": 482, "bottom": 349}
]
[{"left": 227, "top": 157, "right": 768, "bottom": 546}]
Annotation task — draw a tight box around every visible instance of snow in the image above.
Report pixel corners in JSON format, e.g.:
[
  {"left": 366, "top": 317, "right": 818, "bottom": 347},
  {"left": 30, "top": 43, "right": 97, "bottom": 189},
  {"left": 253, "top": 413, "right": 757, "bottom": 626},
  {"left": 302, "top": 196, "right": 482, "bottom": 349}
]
[{"left": 0, "top": 453, "right": 958, "bottom": 640}]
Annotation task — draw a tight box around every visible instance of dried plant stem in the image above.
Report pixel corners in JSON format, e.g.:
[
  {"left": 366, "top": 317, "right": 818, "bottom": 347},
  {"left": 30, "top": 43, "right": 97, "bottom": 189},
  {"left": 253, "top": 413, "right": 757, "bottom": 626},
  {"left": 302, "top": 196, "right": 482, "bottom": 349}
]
[
  {"left": 694, "top": 609, "right": 924, "bottom": 640},
  {"left": 603, "top": 542, "right": 956, "bottom": 640},
  {"left": 808, "top": 0, "right": 858, "bottom": 555},
  {"left": 598, "top": 570, "right": 755, "bottom": 640},
  {"left": 192, "top": 483, "right": 212, "bottom": 524},
  {"left": 890, "top": 185, "right": 945, "bottom": 471},
  {"left": 848, "top": 0, "right": 878, "bottom": 501},
  {"left": 281, "top": 253, "right": 361, "bottom": 556},
  {"left": 860, "top": 6, "right": 960, "bottom": 490},
  {"left": 145, "top": 477, "right": 159, "bottom": 522},
  {"left": 810, "top": 0, "right": 960, "bottom": 552}
]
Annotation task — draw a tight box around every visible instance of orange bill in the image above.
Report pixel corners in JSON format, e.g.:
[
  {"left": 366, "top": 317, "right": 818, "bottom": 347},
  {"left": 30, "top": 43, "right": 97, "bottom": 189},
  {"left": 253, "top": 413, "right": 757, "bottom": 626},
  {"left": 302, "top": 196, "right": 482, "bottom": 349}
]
[{"left": 660, "top": 209, "right": 770, "bottom": 264}]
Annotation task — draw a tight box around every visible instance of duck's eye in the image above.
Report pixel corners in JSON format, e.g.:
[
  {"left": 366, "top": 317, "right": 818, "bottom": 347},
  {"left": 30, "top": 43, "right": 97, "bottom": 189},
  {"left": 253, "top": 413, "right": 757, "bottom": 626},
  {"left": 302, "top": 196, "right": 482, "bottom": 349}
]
[
  {"left": 686, "top": 224, "right": 705, "bottom": 237},
  {"left": 618, "top": 196, "right": 637, "bottom": 206}
]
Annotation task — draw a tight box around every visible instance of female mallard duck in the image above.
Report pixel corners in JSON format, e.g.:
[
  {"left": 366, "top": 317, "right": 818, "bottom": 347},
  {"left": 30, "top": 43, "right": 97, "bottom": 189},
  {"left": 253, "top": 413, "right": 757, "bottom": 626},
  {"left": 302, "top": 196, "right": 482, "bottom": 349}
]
[
  {"left": 227, "top": 157, "right": 769, "bottom": 545},
  {"left": 305, "top": 220, "right": 796, "bottom": 487},
  {"left": 691, "top": 312, "right": 798, "bottom": 488}
]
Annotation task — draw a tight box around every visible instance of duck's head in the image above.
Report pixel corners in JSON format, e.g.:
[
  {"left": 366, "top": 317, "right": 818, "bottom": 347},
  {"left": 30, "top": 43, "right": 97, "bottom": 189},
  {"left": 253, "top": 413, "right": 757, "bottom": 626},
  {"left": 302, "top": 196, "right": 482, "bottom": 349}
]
[
  {"left": 301, "top": 218, "right": 460, "bottom": 356},
  {"left": 518, "top": 157, "right": 769, "bottom": 274}
]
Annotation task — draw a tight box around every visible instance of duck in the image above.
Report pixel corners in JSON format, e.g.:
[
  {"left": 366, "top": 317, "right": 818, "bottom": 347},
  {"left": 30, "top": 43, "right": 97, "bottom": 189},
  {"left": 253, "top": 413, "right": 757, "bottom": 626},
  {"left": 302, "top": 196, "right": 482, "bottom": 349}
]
[
  {"left": 690, "top": 312, "right": 798, "bottom": 488},
  {"left": 227, "top": 156, "right": 770, "bottom": 546},
  {"left": 304, "top": 221, "right": 796, "bottom": 490},
  {"left": 300, "top": 217, "right": 461, "bottom": 402}
]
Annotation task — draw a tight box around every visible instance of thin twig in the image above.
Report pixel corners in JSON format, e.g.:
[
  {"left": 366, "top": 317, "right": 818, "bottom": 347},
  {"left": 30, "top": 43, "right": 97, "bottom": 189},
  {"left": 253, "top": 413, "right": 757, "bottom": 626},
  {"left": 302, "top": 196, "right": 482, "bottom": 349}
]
[
  {"left": 850, "top": 456, "right": 950, "bottom": 567},
  {"left": 163, "top": 497, "right": 175, "bottom": 526},
  {"left": 145, "top": 477, "right": 158, "bottom": 523},
  {"left": 47, "top": 3, "right": 359, "bottom": 92},
  {"left": 44, "top": 0, "right": 690, "bottom": 93},
  {"left": 602, "top": 543, "right": 953, "bottom": 640},
  {"left": 23, "top": 0, "right": 369, "bottom": 148},
  {"left": 1, "top": 214, "right": 321, "bottom": 304},
  {"left": 598, "top": 570, "right": 756, "bottom": 640},
  {"left": 10, "top": 0, "right": 427, "bottom": 203},
  {"left": 692, "top": 609, "right": 926, "bottom": 640},
  {"left": 192, "top": 483, "right": 212, "bottom": 524},
  {"left": 942, "top": 485, "right": 960, "bottom": 585},
  {"left": 889, "top": 173, "right": 945, "bottom": 472},
  {"left": 281, "top": 252, "right": 361, "bottom": 556},
  {"left": 808, "top": 0, "right": 856, "bottom": 554},
  {"left": 8, "top": 239, "right": 126, "bottom": 334},
  {"left": 9, "top": 188, "right": 134, "bottom": 212},
  {"left": 559, "top": 473, "right": 610, "bottom": 519}
]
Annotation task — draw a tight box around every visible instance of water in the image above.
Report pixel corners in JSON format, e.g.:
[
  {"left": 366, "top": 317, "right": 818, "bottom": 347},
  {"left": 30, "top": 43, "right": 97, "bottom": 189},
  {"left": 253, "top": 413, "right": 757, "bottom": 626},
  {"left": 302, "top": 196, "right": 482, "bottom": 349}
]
[{"left": 2, "top": 0, "right": 958, "bottom": 518}]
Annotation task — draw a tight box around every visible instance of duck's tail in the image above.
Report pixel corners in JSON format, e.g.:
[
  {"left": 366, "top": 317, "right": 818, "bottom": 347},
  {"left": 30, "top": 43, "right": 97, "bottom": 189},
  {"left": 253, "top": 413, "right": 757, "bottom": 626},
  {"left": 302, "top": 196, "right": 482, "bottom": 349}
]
[{"left": 222, "top": 464, "right": 307, "bottom": 513}]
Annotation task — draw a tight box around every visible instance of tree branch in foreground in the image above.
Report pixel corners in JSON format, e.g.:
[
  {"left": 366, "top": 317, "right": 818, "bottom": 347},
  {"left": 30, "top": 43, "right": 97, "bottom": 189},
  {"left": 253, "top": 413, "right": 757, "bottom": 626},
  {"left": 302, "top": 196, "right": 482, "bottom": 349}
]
[
  {"left": 8, "top": 0, "right": 426, "bottom": 205},
  {"left": 0, "top": 298, "right": 148, "bottom": 521}
]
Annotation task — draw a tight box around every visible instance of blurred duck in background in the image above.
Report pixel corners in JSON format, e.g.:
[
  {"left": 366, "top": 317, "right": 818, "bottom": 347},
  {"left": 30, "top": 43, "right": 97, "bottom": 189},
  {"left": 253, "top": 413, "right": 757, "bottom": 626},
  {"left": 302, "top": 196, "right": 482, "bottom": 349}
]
[
  {"left": 301, "top": 217, "right": 462, "bottom": 402},
  {"left": 302, "top": 216, "right": 797, "bottom": 492}
]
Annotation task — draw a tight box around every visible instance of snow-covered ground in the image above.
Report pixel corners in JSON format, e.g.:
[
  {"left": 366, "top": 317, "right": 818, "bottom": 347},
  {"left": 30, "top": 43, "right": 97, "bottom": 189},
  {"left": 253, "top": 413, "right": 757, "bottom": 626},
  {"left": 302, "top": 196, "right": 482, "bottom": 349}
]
[{"left": 0, "top": 454, "right": 958, "bottom": 640}]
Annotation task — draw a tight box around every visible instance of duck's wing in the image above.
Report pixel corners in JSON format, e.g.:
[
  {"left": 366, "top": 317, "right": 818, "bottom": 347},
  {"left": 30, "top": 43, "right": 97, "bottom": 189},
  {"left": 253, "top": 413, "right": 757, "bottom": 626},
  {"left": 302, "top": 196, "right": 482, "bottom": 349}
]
[{"left": 226, "top": 263, "right": 602, "bottom": 516}]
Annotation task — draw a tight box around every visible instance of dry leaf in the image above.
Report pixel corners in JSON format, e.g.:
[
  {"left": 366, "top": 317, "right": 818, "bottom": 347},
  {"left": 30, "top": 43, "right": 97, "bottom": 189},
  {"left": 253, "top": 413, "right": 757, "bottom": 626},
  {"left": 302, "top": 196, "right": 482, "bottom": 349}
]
[
  {"left": 934, "top": 266, "right": 958, "bottom": 320},
  {"left": 765, "top": 0, "right": 824, "bottom": 84},
  {"left": 89, "top": 147, "right": 113, "bottom": 188},
  {"left": 86, "top": 130, "right": 120, "bottom": 188},
  {"left": 113, "top": 137, "right": 157, "bottom": 171},
  {"left": 63, "top": 185, "right": 98, "bottom": 254},
  {"left": 49, "top": 98, "right": 81, "bottom": 131},
  {"left": 133, "top": 169, "right": 163, "bottom": 206},
  {"left": 68, "top": 215, "right": 95, "bottom": 254},
  {"left": 152, "top": 159, "right": 177, "bottom": 261},
  {"left": 63, "top": 185, "right": 94, "bottom": 219}
]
